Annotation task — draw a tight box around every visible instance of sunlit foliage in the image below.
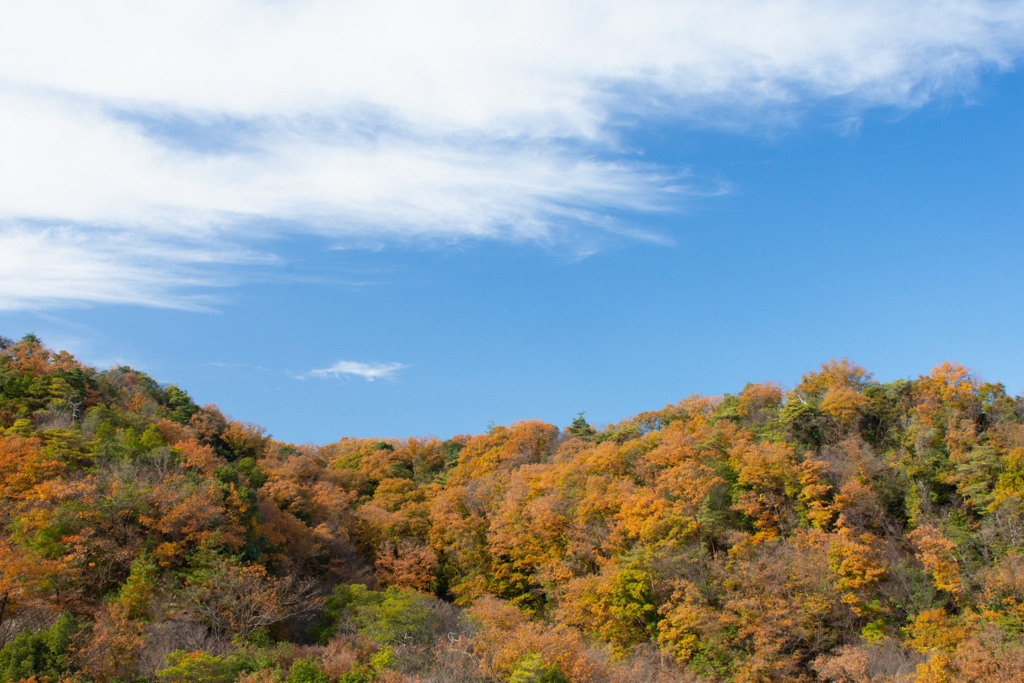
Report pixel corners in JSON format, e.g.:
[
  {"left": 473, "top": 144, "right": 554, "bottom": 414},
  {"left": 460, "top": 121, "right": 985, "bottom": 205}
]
[{"left": 2, "top": 339, "right": 1023, "bottom": 681}]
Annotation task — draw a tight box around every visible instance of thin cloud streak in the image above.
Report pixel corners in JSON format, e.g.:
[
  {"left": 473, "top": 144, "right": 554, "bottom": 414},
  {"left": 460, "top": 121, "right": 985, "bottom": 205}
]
[
  {"left": 308, "top": 360, "right": 409, "bottom": 382},
  {"left": 1, "top": 0, "right": 1022, "bottom": 309},
  {"left": 0, "top": 223, "right": 272, "bottom": 311}
]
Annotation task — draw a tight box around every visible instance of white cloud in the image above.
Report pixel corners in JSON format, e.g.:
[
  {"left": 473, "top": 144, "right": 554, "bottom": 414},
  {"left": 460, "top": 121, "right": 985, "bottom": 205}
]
[
  {"left": 0, "top": 90, "right": 688, "bottom": 238},
  {"left": 3, "top": 1, "right": 1020, "bottom": 127},
  {"left": 308, "top": 360, "right": 408, "bottom": 382},
  {"left": 0, "top": 224, "right": 257, "bottom": 311},
  {"left": 1, "top": 0, "right": 1022, "bottom": 308}
]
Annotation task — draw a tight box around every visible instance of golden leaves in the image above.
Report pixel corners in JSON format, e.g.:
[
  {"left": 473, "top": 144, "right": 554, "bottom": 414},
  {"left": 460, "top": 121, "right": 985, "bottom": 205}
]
[
  {"left": 909, "top": 525, "right": 962, "bottom": 598},
  {"left": 827, "top": 527, "right": 886, "bottom": 613}
]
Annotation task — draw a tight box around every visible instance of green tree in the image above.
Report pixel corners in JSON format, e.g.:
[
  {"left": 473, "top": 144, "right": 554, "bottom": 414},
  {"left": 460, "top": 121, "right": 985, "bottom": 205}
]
[
  {"left": 0, "top": 613, "right": 79, "bottom": 683},
  {"left": 157, "top": 651, "right": 242, "bottom": 683},
  {"left": 509, "top": 654, "right": 569, "bottom": 683},
  {"left": 285, "top": 657, "right": 329, "bottom": 683},
  {"left": 353, "top": 586, "right": 441, "bottom": 647},
  {"left": 565, "top": 412, "right": 597, "bottom": 441}
]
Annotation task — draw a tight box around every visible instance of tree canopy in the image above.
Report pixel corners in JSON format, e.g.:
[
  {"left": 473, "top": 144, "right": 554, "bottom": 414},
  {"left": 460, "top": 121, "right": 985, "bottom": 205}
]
[{"left": 1, "top": 336, "right": 1023, "bottom": 682}]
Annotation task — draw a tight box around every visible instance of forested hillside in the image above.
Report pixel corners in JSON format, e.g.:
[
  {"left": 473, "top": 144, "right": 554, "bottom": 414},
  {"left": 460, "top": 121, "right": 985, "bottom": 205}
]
[{"left": 1, "top": 334, "right": 1023, "bottom": 683}]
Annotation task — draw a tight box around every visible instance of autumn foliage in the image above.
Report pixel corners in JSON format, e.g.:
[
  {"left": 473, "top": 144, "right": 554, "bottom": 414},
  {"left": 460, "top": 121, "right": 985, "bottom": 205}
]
[{"left": 2, "top": 334, "right": 1024, "bottom": 682}]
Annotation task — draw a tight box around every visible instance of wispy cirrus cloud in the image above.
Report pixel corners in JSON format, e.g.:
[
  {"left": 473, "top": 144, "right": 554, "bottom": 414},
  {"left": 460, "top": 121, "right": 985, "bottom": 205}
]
[
  {"left": 307, "top": 360, "right": 409, "bottom": 382},
  {"left": 2, "top": 0, "right": 1022, "bottom": 309},
  {"left": 0, "top": 223, "right": 270, "bottom": 311}
]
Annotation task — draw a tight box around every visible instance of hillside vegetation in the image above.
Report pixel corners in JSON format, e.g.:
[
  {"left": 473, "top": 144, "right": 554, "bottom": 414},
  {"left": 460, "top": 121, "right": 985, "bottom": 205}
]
[{"left": 1, "top": 333, "right": 1023, "bottom": 682}]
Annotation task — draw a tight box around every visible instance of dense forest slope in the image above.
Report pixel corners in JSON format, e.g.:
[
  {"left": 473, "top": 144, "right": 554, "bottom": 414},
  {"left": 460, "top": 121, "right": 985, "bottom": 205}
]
[{"left": 1, "top": 334, "right": 1023, "bottom": 683}]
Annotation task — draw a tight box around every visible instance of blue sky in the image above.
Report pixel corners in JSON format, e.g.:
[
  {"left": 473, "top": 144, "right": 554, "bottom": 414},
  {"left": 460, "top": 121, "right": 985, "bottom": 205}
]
[{"left": 2, "top": 1, "right": 1023, "bottom": 444}]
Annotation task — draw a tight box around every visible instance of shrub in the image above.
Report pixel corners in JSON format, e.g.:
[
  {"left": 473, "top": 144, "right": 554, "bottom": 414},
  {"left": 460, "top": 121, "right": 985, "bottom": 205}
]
[
  {"left": 509, "top": 654, "right": 570, "bottom": 683},
  {"left": 308, "top": 585, "right": 443, "bottom": 648},
  {"left": 0, "top": 613, "right": 78, "bottom": 683},
  {"left": 156, "top": 650, "right": 242, "bottom": 683},
  {"left": 307, "top": 585, "right": 359, "bottom": 645},
  {"left": 353, "top": 588, "right": 440, "bottom": 647},
  {"left": 285, "top": 656, "right": 329, "bottom": 683}
]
